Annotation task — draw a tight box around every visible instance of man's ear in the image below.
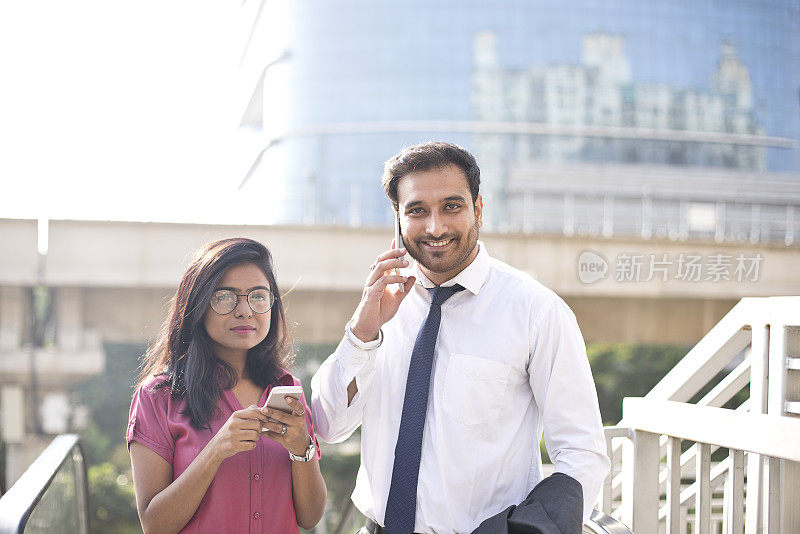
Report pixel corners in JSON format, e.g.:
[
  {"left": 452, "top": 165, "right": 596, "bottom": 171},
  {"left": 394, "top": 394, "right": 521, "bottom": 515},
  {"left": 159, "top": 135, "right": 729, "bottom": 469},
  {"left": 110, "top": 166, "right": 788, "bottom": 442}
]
[{"left": 474, "top": 195, "right": 484, "bottom": 228}]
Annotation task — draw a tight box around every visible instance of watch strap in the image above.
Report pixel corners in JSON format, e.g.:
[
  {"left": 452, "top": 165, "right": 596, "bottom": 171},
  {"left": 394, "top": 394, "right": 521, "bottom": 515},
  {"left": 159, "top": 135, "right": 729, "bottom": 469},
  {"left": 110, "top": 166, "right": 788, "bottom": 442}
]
[{"left": 289, "top": 440, "right": 316, "bottom": 462}]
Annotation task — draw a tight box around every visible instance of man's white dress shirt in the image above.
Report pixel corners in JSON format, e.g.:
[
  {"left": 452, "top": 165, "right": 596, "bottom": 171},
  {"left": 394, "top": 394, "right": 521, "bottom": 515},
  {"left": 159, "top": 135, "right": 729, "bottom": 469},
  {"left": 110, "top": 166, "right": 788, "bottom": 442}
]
[{"left": 311, "top": 243, "right": 610, "bottom": 534}]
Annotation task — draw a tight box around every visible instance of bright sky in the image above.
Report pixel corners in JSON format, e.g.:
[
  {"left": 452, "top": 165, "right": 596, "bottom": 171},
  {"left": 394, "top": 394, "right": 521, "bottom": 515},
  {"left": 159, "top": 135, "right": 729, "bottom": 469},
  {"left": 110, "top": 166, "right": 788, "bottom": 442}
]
[{"left": 0, "top": 1, "right": 288, "bottom": 225}]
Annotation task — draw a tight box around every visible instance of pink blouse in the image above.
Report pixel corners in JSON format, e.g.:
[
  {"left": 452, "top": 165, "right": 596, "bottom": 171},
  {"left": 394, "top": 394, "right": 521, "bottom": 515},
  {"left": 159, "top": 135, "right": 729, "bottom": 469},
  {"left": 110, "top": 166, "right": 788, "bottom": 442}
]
[{"left": 126, "top": 370, "right": 321, "bottom": 534}]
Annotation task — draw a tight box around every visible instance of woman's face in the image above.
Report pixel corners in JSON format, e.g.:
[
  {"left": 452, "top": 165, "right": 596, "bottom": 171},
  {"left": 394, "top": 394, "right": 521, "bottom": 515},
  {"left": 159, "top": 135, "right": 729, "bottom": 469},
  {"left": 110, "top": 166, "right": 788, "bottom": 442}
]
[{"left": 203, "top": 262, "right": 272, "bottom": 362}]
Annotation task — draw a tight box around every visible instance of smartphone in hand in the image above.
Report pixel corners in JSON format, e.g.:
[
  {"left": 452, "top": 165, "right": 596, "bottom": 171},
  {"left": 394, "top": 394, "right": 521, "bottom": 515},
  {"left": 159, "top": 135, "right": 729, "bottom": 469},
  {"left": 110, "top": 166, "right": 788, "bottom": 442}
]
[
  {"left": 263, "top": 385, "right": 303, "bottom": 425},
  {"left": 395, "top": 215, "right": 405, "bottom": 293}
]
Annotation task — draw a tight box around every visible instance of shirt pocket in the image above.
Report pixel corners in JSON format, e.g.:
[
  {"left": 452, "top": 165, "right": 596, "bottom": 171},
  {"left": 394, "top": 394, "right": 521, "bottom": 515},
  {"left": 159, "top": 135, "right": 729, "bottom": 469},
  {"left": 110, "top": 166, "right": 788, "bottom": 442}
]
[{"left": 442, "top": 353, "right": 511, "bottom": 427}]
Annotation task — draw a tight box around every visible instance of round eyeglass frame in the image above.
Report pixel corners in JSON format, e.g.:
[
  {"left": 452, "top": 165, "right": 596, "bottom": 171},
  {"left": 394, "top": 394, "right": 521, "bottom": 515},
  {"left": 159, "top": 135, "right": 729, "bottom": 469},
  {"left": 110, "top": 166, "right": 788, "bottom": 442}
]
[{"left": 209, "top": 288, "right": 275, "bottom": 315}]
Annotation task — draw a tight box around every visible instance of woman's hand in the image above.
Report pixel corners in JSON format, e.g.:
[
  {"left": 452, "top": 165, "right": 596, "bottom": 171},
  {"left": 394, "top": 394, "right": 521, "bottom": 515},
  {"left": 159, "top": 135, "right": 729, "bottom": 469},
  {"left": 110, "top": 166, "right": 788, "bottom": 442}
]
[
  {"left": 208, "top": 406, "right": 268, "bottom": 462},
  {"left": 259, "top": 396, "right": 312, "bottom": 456}
]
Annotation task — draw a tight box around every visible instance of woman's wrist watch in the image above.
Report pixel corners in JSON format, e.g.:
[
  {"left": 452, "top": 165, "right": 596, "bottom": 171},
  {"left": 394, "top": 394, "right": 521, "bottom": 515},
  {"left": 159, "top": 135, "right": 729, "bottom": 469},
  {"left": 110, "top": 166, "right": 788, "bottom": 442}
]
[{"left": 289, "top": 438, "right": 316, "bottom": 462}]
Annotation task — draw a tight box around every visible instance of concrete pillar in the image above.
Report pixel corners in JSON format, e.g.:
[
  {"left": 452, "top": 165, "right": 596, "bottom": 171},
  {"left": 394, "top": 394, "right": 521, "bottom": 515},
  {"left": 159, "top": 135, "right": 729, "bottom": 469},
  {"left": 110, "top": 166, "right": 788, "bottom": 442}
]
[
  {"left": 56, "top": 287, "right": 83, "bottom": 351},
  {"left": 0, "top": 384, "right": 25, "bottom": 443},
  {"left": 40, "top": 392, "right": 70, "bottom": 435},
  {"left": 0, "top": 287, "right": 26, "bottom": 351}
]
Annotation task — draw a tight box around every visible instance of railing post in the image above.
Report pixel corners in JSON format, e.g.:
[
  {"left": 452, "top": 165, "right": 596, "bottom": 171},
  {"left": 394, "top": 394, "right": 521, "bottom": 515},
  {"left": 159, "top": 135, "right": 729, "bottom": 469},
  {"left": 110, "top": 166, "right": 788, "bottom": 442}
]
[
  {"left": 666, "top": 437, "right": 681, "bottom": 534},
  {"left": 600, "top": 426, "right": 630, "bottom": 515},
  {"left": 601, "top": 435, "right": 614, "bottom": 514},
  {"left": 781, "top": 459, "right": 800, "bottom": 533},
  {"left": 563, "top": 193, "right": 574, "bottom": 236},
  {"left": 767, "top": 324, "right": 786, "bottom": 417},
  {"left": 723, "top": 449, "right": 745, "bottom": 534},
  {"left": 746, "top": 323, "right": 769, "bottom": 534},
  {"left": 781, "top": 323, "right": 800, "bottom": 533},
  {"left": 767, "top": 320, "right": 800, "bottom": 533},
  {"left": 523, "top": 190, "right": 534, "bottom": 233},
  {"left": 757, "top": 457, "right": 781, "bottom": 534},
  {"left": 603, "top": 195, "right": 614, "bottom": 238},
  {"left": 765, "top": 321, "right": 784, "bottom": 534},
  {"left": 622, "top": 430, "right": 659, "bottom": 533},
  {"left": 696, "top": 443, "right": 712, "bottom": 534}
]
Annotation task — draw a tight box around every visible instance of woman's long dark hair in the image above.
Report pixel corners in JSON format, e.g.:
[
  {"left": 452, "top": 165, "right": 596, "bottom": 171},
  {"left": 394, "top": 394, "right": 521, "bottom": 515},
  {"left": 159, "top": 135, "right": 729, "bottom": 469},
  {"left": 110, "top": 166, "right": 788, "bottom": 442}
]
[{"left": 135, "top": 238, "right": 293, "bottom": 429}]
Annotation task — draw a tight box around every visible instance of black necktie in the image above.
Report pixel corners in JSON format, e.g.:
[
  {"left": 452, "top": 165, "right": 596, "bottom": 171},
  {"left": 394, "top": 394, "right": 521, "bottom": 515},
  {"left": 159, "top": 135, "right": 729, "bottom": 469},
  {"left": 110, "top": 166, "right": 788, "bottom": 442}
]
[{"left": 384, "top": 284, "right": 465, "bottom": 534}]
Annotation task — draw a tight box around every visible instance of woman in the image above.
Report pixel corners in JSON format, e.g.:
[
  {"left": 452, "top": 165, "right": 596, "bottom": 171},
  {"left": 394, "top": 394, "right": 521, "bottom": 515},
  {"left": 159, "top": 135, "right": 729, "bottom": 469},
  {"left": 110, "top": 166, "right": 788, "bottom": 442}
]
[{"left": 127, "top": 238, "right": 326, "bottom": 533}]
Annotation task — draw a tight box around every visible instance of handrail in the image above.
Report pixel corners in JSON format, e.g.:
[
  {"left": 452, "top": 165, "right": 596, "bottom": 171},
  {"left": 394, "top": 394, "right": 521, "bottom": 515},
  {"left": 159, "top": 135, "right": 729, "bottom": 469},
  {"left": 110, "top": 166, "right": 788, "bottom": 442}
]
[
  {"left": 600, "top": 296, "right": 800, "bottom": 532},
  {"left": 622, "top": 398, "right": 800, "bottom": 462},
  {"left": 0, "top": 434, "right": 90, "bottom": 534},
  {"left": 606, "top": 298, "right": 800, "bottom": 496}
]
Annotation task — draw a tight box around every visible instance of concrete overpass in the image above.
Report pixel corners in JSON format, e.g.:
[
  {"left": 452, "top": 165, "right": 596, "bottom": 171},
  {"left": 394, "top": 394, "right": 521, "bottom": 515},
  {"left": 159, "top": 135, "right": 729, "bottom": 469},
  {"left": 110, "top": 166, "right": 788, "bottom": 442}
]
[{"left": 2, "top": 218, "right": 798, "bottom": 347}]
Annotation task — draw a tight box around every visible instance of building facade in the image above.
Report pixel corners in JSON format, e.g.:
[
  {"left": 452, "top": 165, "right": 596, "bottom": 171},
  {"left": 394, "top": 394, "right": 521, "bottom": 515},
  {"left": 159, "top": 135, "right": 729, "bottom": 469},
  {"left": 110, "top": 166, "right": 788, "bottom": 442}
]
[{"left": 244, "top": 0, "right": 799, "bottom": 242}]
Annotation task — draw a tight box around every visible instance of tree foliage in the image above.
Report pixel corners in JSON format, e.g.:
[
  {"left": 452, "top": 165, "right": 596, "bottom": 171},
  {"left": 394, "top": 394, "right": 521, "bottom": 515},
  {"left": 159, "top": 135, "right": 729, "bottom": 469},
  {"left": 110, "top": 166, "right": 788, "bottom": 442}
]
[
  {"left": 73, "top": 343, "right": 144, "bottom": 533},
  {"left": 587, "top": 343, "right": 689, "bottom": 425},
  {"left": 88, "top": 461, "right": 140, "bottom": 534}
]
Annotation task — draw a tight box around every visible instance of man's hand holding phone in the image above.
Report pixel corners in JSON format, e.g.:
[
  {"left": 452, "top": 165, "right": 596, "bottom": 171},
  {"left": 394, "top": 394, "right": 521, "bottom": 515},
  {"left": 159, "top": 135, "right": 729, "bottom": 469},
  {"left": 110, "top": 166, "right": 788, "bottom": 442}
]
[{"left": 350, "top": 242, "right": 415, "bottom": 343}]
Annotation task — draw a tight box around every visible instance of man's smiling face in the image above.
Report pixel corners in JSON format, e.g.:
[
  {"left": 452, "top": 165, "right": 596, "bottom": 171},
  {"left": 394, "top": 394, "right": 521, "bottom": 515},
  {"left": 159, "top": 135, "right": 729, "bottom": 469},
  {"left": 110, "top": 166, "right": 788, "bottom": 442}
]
[{"left": 397, "top": 163, "right": 483, "bottom": 286}]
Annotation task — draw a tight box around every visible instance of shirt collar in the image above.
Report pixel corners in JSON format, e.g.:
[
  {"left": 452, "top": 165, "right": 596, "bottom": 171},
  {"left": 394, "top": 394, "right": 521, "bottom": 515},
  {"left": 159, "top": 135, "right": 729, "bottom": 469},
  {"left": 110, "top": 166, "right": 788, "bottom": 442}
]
[
  {"left": 274, "top": 368, "right": 295, "bottom": 386},
  {"left": 413, "top": 241, "right": 490, "bottom": 295}
]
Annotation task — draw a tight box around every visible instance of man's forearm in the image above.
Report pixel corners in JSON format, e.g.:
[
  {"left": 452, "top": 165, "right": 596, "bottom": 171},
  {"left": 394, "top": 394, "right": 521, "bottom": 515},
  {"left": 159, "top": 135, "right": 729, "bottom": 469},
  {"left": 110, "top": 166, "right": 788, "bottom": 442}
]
[{"left": 311, "top": 344, "right": 371, "bottom": 442}]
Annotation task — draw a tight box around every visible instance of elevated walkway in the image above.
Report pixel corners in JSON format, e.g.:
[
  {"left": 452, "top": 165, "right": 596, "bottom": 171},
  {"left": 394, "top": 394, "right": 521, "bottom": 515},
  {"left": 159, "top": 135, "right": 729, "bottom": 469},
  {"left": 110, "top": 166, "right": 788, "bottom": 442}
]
[{"left": 2, "top": 217, "right": 796, "bottom": 345}]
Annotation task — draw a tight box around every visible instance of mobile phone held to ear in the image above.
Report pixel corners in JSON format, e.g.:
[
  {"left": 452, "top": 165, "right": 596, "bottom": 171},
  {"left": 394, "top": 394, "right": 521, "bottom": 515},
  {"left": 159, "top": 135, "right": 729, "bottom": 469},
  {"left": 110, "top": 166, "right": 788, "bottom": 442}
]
[
  {"left": 264, "top": 385, "right": 304, "bottom": 417},
  {"left": 395, "top": 215, "right": 405, "bottom": 293}
]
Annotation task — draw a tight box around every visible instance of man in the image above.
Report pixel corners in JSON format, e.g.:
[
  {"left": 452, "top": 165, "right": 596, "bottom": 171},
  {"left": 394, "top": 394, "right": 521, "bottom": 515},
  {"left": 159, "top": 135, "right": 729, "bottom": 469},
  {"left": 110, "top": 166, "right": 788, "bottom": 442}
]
[{"left": 311, "top": 142, "right": 610, "bottom": 534}]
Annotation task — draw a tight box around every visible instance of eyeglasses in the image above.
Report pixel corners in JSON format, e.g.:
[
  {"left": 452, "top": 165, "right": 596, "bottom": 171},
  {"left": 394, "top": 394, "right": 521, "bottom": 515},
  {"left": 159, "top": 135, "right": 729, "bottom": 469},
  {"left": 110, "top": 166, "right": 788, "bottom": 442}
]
[{"left": 209, "top": 288, "right": 275, "bottom": 315}]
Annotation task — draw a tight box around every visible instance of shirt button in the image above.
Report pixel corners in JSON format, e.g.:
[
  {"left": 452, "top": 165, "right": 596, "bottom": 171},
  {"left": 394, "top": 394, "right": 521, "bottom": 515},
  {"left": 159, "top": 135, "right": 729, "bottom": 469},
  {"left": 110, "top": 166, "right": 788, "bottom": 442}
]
[
  {"left": 253, "top": 474, "right": 260, "bottom": 481},
  {"left": 254, "top": 512, "right": 261, "bottom": 519}
]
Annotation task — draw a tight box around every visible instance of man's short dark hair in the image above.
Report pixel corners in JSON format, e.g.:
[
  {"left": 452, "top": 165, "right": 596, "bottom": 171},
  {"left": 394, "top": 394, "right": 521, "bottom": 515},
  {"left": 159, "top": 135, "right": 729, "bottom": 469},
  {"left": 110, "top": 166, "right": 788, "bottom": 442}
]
[{"left": 381, "top": 142, "right": 480, "bottom": 212}]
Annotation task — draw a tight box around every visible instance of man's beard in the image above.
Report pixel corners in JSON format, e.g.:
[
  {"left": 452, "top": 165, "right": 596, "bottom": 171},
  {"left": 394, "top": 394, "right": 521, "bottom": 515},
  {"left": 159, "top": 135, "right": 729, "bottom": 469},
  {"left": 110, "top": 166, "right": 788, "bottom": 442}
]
[{"left": 403, "top": 220, "right": 480, "bottom": 278}]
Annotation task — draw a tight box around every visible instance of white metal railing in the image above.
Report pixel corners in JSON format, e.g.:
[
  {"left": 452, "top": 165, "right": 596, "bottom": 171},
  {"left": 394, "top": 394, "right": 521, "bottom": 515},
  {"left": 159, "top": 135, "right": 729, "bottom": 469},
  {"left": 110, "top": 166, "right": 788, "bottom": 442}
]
[
  {"left": 507, "top": 192, "right": 800, "bottom": 246},
  {"left": 0, "top": 435, "right": 89, "bottom": 533},
  {"left": 599, "top": 296, "right": 800, "bottom": 534}
]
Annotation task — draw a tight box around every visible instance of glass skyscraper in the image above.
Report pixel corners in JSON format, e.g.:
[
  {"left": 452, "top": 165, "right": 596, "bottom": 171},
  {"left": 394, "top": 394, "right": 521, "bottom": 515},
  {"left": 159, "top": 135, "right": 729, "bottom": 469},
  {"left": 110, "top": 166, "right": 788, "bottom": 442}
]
[{"left": 249, "top": 0, "right": 800, "bottom": 243}]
